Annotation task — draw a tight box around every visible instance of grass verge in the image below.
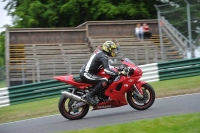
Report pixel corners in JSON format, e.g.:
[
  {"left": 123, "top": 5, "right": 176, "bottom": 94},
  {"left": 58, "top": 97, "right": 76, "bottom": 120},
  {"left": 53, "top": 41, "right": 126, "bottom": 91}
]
[
  {"left": 0, "top": 75, "right": 200, "bottom": 124},
  {"left": 0, "top": 81, "right": 6, "bottom": 88},
  {"left": 150, "top": 75, "right": 200, "bottom": 98},
  {"left": 60, "top": 113, "right": 200, "bottom": 133}
]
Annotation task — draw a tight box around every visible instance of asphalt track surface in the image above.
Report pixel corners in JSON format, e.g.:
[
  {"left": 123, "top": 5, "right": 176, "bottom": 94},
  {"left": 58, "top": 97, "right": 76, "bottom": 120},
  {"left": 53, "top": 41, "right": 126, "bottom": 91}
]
[{"left": 0, "top": 93, "right": 200, "bottom": 133}]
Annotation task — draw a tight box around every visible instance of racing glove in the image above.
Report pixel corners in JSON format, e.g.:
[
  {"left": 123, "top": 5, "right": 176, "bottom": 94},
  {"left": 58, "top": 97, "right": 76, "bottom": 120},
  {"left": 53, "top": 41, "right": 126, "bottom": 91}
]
[{"left": 118, "top": 70, "right": 127, "bottom": 76}]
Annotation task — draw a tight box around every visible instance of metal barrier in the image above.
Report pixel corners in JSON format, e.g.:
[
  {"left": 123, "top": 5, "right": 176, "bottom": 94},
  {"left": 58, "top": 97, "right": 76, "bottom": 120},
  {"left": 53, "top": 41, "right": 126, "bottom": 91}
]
[
  {"left": 1, "top": 57, "right": 200, "bottom": 107},
  {"left": 155, "top": 0, "right": 200, "bottom": 58},
  {"left": 140, "top": 57, "right": 200, "bottom": 82},
  {"left": 158, "top": 57, "right": 200, "bottom": 80},
  {"left": 0, "top": 79, "right": 76, "bottom": 107}
]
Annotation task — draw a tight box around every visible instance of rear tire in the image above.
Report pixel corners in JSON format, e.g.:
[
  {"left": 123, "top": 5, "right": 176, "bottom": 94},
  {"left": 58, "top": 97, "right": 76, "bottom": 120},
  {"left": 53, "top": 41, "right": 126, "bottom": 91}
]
[
  {"left": 127, "top": 83, "right": 155, "bottom": 110},
  {"left": 58, "top": 95, "right": 89, "bottom": 120}
]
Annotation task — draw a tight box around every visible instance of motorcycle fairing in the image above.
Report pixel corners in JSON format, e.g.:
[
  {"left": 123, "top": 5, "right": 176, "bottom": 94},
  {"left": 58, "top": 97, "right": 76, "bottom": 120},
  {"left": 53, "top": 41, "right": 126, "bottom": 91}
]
[
  {"left": 104, "top": 76, "right": 134, "bottom": 102},
  {"left": 104, "top": 76, "right": 146, "bottom": 103},
  {"left": 92, "top": 100, "right": 127, "bottom": 110},
  {"left": 54, "top": 75, "right": 91, "bottom": 89}
]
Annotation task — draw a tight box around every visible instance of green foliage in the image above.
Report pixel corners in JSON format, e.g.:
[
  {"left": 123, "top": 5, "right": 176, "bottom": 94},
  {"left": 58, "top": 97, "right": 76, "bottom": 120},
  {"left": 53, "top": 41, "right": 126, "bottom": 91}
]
[
  {"left": 156, "top": 0, "right": 200, "bottom": 41},
  {"left": 4, "top": 0, "right": 162, "bottom": 28},
  {"left": 0, "top": 32, "right": 5, "bottom": 66}
]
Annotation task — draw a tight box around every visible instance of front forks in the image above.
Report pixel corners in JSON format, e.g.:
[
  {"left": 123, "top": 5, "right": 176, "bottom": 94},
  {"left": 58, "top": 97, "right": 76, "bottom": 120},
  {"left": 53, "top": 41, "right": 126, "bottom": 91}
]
[
  {"left": 133, "top": 81, "right": 146, "bottom": 99},
  {"left": 133, "top": 84, "right": 144, "bottom": 99}
]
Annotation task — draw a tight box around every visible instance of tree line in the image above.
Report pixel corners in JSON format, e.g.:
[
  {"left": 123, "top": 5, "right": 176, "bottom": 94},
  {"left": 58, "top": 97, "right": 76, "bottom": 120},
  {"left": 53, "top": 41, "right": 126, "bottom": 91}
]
[{"left": 0, "top": 0, "right": 166, "bottom": 66}]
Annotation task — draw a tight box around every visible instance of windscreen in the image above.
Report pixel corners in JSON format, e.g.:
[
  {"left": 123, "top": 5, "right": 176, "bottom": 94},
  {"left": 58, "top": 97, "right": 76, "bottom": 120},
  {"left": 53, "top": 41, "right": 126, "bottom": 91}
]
[{"left": 124, "top": 58, "right": 135, "bottom": 64}]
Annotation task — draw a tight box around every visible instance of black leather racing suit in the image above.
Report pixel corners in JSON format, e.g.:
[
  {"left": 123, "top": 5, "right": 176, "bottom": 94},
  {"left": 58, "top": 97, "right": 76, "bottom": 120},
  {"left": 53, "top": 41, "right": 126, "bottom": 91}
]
[{"left": 80, "top": 49, "right": 118, "bottom": 96}]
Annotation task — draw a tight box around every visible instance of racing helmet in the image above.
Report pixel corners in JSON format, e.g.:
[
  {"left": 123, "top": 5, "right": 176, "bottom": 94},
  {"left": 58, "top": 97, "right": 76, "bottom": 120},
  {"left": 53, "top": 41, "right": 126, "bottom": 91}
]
[{"left": 102, "top": 41, "right": 117, "bottom": 57}]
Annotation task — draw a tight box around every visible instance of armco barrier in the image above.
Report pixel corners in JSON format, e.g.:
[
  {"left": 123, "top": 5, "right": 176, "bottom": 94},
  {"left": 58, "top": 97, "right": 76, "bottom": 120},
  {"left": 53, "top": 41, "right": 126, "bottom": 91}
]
[
  {"left": 158, "top": 58, "right": 200, "bottom": 80},
  {"left": 0, "top": 79, "right": 76, "bottom": 107},
  {"left": 140, "top": 57, "right": 200, "bottom": 82},
  {"left": 0, "top": 57, "right": 200, "bottom": 107}
]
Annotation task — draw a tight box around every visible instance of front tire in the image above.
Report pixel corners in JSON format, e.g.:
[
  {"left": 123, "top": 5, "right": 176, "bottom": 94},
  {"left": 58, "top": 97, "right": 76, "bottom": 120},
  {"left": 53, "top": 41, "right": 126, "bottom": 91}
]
[
  {"left": 127, "top": 83, "right": 155, "bottom": 110},
  {"left": 58, "top": 95, "right": 89, "bottom": 120}
]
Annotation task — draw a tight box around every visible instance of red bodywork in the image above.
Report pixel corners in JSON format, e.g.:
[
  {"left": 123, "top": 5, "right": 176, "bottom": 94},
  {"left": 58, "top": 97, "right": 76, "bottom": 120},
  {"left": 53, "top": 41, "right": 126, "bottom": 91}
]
[{"left": 54, "top": 59, "right": 146, "bottom": 110}]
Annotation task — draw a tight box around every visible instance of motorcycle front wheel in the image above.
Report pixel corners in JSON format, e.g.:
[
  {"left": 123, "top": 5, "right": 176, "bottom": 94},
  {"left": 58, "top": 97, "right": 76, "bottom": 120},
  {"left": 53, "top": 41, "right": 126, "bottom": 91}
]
[
  {"left": 58, "top": 95, "right": 89, "bottom": 120},
  {"left": 127, "top": 83, "right": 155, "bottom": 110}
]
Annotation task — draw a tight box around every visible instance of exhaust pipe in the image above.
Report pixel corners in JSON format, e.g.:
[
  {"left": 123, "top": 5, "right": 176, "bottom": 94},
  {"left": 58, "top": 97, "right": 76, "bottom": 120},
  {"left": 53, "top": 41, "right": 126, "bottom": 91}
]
[{"left": 61, "top": 91, "right": 87, "bottom": 103}]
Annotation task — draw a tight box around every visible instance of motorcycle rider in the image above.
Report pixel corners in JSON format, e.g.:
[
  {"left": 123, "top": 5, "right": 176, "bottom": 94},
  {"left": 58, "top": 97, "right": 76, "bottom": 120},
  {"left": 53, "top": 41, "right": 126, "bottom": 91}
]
[{"left": 79, "top": 41, "right": 126, "bottom": 105}]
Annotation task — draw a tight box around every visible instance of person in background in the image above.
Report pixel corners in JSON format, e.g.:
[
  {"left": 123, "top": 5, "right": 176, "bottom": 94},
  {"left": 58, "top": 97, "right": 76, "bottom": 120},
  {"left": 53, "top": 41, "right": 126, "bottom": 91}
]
[
  {"left": 135, "top": 23, "right": 144, "bottom": 41},
  {"left": 143, "top": 23, "right": 152, "bottom": 39}
]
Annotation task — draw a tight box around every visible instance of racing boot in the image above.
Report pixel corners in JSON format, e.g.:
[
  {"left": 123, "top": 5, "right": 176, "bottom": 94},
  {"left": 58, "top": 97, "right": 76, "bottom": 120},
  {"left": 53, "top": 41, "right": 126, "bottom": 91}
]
[
  {"left": 85, "top": 92, "right": 97, "bottom": 106},
  {"left": 85, "top": 83, "right": 102, "bottom": 105}
]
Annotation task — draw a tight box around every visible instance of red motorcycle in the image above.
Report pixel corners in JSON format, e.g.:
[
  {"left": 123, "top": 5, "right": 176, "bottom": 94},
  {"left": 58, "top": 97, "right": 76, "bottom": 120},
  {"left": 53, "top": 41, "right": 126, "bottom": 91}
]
[{"left": 54, "top": 58, "right": 155, "bottom": 120}]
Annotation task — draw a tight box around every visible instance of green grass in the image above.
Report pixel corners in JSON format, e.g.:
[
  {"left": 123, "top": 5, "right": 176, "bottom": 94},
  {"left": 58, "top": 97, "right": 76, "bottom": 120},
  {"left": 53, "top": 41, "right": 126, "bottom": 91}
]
[
  {"left": 0, "top": 80, "right": 6, "bottom": 88},
  {"left": 0, "top": 75, "right": 200, "bottom": 124},
  {"left": 0, "top": 97, "right": 60, "bottom": 124},
  {"left": 150, "top": 75, "right": 200, "bottom": 98},
  {"left": 60, "top": 113, "right": 200, "bottom": 133}
]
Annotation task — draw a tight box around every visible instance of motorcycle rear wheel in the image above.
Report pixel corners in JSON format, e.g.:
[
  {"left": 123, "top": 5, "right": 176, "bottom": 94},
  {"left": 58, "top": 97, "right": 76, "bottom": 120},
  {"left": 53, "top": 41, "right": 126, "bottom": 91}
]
[
  {"left": 58, "top": 95, "right": 89, "bottom": 120},
  {"left": 127, "top": 83, "right": 155, "bottom": 110}
]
